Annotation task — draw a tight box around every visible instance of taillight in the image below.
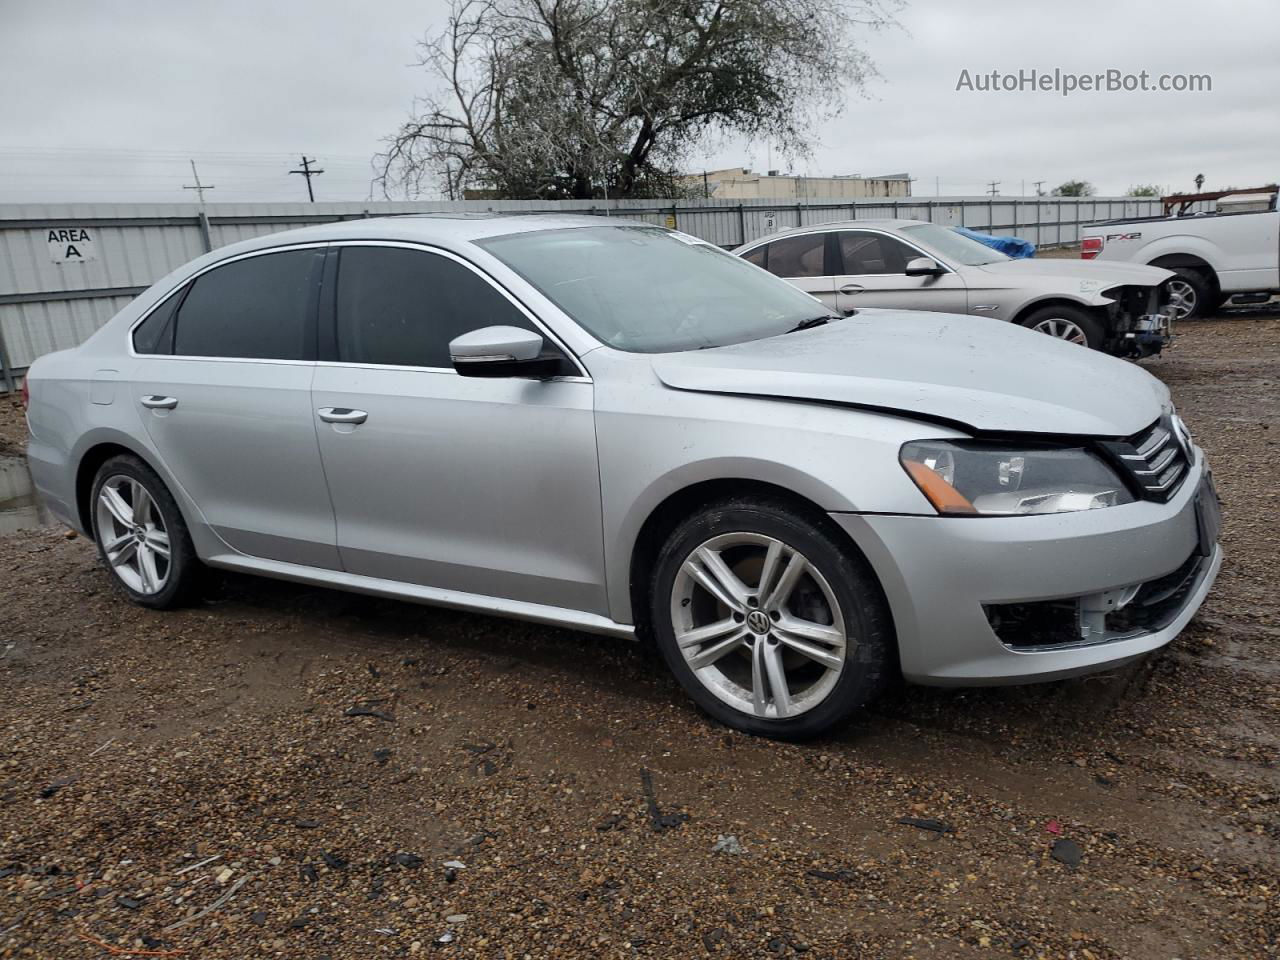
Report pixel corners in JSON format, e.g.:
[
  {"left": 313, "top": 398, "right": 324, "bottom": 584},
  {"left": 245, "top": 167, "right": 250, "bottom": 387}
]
[
  {"left": 21, "top": 376, "right": 29, "bottom": 408},
  {"left": 1081, "top": 236, "right": 1103, "bottom": 260}
]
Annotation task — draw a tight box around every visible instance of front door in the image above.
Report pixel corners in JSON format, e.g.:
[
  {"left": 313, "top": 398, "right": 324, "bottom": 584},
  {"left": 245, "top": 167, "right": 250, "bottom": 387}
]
[
  {"left": 832, "top": 230, "right": 969, "bottom": 317},
  {"left": 311, "top": 243, "right": 607, "bottom": 615},
  {"left": 132, "top": 246, "right": 340, "bottom": 569}
]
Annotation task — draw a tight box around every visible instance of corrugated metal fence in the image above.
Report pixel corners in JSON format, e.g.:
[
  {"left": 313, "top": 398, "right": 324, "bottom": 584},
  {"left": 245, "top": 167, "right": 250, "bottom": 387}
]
[{"left": 0, "top": 194, "right": 1165, "bottom": 390}]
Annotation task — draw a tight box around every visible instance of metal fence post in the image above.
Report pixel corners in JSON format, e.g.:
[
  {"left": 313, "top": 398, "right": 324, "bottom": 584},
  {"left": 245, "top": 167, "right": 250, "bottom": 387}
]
[
  {"left": 737, "top": 204, "right": 746, "bottom": 245},
  {"left": 0, "top": 328, "right": 15, "bottom": 395},
  {"left": 197, "top": 211, "right": 213, "bottom": 252}
]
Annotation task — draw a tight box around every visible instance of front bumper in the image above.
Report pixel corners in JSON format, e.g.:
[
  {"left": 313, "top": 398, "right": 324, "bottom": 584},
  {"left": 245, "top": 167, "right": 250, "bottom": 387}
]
[{"left": 832, "top": 450, "right": 1220, "bottom": 685}]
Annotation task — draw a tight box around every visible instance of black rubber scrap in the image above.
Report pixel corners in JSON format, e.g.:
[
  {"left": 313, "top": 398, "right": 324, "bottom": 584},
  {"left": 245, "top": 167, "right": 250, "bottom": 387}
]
[
  {"left": 39, "top": 777, "right": 76, "bottom": 799},
  {"left": 321, "top": 851, "right": 347, "bottom": 871},
  {"left": 344, "top": 706, "right": 395, "bottom": 722},
  {"left": 639, "top": 768, "right": 689, "bottom": 833},
  {"left": 300, "top": 863, "right": 318, "bottom": 883},
  {"left": 114, "top": 895, "right": 142, "bottom": 910},
  {"left": 1051, "top": 838, "right": 1084, "bottom": 868},
  {"left": 896, "top": 816, "right": 954, "bottom": 834},
  {"left": 393, "top": 852, "right": 424, "bottom": 869}
]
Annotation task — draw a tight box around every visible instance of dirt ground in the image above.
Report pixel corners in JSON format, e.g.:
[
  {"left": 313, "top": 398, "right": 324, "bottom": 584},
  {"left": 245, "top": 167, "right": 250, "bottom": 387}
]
[{"left": 1, "top": 310, "right": 1277, "bottom": 960}]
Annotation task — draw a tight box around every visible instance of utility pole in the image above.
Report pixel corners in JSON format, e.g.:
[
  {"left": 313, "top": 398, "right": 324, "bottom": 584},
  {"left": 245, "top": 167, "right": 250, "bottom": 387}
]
[
  {"left": 1033, "top": 180, "right": 1045, "bottom": 197},
  {"left": 935, "top": 176, "right": 940, "bottom": 196},
  {"left": 289, "top": 155, "right": 324, "bottom": 202},
  {"left": 987, "top": 180, "right": 1000, "bottom": 196},
  {"left": 182, "top": 160, "right": 215, "bottom": 204}
]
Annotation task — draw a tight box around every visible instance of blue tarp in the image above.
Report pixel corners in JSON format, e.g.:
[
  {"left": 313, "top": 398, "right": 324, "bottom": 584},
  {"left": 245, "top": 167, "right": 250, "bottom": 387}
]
[{"left": 954, "top": 226, "right": 1036, "bottom": 259}]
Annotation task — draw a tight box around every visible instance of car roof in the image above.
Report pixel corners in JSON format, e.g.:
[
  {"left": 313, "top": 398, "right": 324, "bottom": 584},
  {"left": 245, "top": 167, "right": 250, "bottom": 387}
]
[
  {"left": 744, "top": 218, "right": 928, "bottom": 244},
  {"left": 210, "top": 213, "right": 635, "bottom": 262}
]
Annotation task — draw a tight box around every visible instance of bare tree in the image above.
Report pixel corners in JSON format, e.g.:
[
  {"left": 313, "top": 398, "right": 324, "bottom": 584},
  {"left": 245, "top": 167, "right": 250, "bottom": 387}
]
[{"left": 376, "top": 0, "right": 900, "bottom": 200}]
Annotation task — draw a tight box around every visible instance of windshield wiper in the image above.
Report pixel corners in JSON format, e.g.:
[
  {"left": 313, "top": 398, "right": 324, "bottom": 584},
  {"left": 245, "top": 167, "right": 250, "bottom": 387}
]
[{"left": 784, "top": 314, "right": 839, "bottom": 334}]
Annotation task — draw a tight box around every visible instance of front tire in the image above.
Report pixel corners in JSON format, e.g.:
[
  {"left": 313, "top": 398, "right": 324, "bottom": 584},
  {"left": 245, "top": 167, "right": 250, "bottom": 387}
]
[
  {"left": 91, "top": 455, "right": 199, "bottom": 609},
  {"left": 1019, "top": 304, "right": 1105, "bottom": 350},
  {"left": 647, "top": 498, "right": 893, "bottom": 740}
]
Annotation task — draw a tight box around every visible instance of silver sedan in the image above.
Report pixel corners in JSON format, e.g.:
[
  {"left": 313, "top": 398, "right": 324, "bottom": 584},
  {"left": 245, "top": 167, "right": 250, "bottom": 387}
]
[
  {"left": 734, "top": 219, "right": 1176, "bottom": 357},
  {"left": 24, "top": 215, "right": 1221, "bottom": 738}
]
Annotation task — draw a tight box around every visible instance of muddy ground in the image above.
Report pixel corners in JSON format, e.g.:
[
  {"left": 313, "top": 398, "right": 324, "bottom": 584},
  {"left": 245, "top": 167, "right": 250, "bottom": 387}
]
[{"left": 0, "top": 310, "right": 1277, "bottom": 959}]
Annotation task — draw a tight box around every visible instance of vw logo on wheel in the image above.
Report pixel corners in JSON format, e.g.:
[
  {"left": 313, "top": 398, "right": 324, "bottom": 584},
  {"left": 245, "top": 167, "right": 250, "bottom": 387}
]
[{"left": 746, "top": 610, "right": 771, "bottom": 635}]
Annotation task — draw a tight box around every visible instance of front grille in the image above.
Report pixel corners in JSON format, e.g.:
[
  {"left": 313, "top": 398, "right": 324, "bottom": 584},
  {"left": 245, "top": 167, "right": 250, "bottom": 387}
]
[{"left": 1100, "top": 416, "right": 1192, "bottom": 502}]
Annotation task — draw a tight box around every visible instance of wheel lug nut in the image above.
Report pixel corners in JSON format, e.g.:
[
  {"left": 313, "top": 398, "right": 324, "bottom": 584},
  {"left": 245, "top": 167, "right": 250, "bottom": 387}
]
[
  {"left": 732, "top": 613, "right": 744, "bottom": 623},
  {"left": 747, "top": 596, "right": 758, "bottom": 607}
]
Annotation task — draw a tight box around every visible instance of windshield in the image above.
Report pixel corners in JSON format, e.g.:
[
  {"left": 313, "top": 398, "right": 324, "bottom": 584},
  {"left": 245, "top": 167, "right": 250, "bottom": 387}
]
[
  {"left": 901, "top": 223, "right": 1010, "bottom": 266},
  {"left": 477, "top": 225, "right": 832, "bottom": 353}
]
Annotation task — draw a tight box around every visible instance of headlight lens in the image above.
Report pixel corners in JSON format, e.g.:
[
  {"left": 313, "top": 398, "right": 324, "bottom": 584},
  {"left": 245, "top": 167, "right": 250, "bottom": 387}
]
[{"left": 900, "top": 440, "right": 1136, "bottom": 516}]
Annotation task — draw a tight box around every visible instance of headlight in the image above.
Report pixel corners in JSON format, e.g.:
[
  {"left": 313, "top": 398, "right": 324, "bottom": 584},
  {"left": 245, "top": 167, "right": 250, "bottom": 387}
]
[{"left": 900, "top": 440, "right": 1135, "bottom": 516}]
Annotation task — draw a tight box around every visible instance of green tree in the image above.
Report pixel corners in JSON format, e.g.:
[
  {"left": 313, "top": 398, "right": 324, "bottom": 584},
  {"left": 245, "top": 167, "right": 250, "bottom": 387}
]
[
  {"left": 376, "top": 0, "right": 900, "bottom": 200},
  {"left": 1051, "top": 180, "right": 1096, "bottom": 197},
  {"left": 1125, "top": 184, "right": 1162, "bottom": 197}
]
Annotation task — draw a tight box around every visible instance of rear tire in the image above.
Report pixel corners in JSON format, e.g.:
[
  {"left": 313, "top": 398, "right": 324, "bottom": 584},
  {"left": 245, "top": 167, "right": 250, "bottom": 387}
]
[
  {"left": 1019, "top": 304, "right": 1105, "bottom": 350},
  {"left": 1165, "top": 268, "right": 1214, "bottom": 320},
  {"left": 90, "top": 455, "right": 199, "bottom": 609},
  {"left": 647, "top": 498, "right": 893, "bottom": 740}
]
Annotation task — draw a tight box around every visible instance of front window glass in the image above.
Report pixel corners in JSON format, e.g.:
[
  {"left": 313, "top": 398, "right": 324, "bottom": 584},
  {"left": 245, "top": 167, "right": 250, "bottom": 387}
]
[
  {"left": 838, "top": 232, "right": 913, "bottom": 275},
  {"left": 900, "top": 223, "right": 1010, "bottom": 266},
  {"left": 478, "top": 226, "right": 832, "bottom": 353},
  {"left": 335, "top": 246, "right": 536, "bottom": 368}
]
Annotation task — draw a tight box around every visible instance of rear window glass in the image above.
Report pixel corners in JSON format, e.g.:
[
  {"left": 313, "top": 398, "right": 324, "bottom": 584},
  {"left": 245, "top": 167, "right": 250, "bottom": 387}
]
[{"left": 173, "top": 249, "right": 321, "bottom": 360}]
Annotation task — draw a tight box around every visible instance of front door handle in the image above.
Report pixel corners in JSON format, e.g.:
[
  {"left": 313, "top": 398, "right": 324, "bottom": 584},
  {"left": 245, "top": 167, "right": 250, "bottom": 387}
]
[
  {"left": 140, "top": 395, "right": 178, "bottom": 410},
  {"left": 839, "top": 283, "right": 865, "bottom": 295},
  {"left": 317, "top": 407, "right": 368, "bottom": 425}
]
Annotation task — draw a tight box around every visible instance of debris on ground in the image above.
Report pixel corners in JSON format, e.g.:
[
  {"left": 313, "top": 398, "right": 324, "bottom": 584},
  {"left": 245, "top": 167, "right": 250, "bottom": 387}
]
[{"left": 711, "top": 834, "right": 744, "bottom": 855}]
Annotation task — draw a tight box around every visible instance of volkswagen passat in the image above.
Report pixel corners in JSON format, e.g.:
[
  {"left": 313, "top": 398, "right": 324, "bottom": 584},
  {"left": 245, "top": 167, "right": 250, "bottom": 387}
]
[{"left": 24, "top": 216, "right": 1221, "bottom": 739}]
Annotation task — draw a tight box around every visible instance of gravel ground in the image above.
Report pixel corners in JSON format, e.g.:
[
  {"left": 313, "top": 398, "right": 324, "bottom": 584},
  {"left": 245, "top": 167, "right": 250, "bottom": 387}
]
[{"left": 1, "top": 310, "right": 1278, "bottom": 959}]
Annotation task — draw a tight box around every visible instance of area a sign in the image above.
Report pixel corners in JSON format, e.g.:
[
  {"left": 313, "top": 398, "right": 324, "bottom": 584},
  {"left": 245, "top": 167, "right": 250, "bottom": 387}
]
[{"left": 47, "top": 227, "right": 97, "bottom": 265}]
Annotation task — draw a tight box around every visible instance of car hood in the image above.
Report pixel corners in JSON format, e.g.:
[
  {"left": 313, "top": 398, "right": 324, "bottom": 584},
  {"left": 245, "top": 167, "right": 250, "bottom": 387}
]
[
  {"left": 974, "top": 258, "right": 1172, "bottom": 288},
  {"left": 650, "top": 310, "right": 1168, "bottom": 436}
]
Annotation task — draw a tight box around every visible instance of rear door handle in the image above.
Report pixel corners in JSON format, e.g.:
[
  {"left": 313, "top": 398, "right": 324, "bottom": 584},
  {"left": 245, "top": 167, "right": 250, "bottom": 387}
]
[
  {"left": 317, "top": 407, "right": 368, "bottom": 424},
  {"left": 140, "top": 395, "right": 178, "bottom": 410},
  {"left": 839, "top": 283, "right": 865, "bottom": 295}
]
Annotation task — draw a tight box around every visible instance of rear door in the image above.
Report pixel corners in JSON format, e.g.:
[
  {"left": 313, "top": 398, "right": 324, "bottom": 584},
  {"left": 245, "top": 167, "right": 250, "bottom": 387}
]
[
  {"left": 131, "top": 245, "right": 340, "bottom": 569},
  {"left": 749, "top": 233, "right": 837, "bottom": 310},
  {"left": 832, "top": 230, "right": 968, "bottom": 316},
  {"left": 310, "top": 243, "right": 607, "bottom": 615}
]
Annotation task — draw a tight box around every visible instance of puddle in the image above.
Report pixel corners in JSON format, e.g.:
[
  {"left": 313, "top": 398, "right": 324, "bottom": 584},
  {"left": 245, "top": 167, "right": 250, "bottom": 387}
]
[{"left": 0, "top": 455, "right": 54, "bottom": 536}]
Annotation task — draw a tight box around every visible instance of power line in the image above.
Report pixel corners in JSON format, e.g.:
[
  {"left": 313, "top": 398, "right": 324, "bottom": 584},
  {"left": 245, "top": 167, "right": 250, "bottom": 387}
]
[
  {"left": 986, "top": 180, "right": 1000, "bottom": 196},
  {"left": 181, "top": 160, "right": 215, "bottom": 204},
  {"left": 289, "top": 155, "right": 324, "bottom": 202}
]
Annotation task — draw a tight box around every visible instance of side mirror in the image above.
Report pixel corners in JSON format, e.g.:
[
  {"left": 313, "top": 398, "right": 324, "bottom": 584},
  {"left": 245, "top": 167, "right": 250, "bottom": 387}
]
[
  {"left": 904, "top": 256, "right": 945, "bottom": 277},
  {"left": 449, "top": 325, "right": 561, "bottom": 379}
]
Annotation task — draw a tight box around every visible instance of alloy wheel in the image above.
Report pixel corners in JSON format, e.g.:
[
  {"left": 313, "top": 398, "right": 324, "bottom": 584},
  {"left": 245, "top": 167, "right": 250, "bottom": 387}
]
[
  {"left": 669, "top": 532, "right": 848, "bottom": 720},
  {"left": 1165, "top": 279, "right": 1197, "bottom": 320},
  {"left": 95, "top": 475, "right": 171, "bottom": 595},
  {"left": 1031, "top": 317, "right": 1089, "bottom": 345}
]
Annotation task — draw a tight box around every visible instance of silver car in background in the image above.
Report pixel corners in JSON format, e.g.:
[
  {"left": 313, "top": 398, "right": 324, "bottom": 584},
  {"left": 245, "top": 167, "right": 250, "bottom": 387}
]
[
  {"left": 24, "top": 215, "right": 1221, "bottom": 739},
  {"left": 734, "top": 219, "right": 1176, "bottom": 357}
]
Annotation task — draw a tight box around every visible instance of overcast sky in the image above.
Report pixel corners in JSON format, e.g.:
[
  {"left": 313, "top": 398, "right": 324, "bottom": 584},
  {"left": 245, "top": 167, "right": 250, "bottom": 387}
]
[{"left": 0, "top": 0, "right": 1275, "bottom": 203}]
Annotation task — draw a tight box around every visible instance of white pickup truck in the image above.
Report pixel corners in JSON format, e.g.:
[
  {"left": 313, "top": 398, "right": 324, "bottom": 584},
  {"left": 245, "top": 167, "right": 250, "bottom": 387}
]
[{"left": 1082, "top": 186, "right": 1279, "bottom": 318}]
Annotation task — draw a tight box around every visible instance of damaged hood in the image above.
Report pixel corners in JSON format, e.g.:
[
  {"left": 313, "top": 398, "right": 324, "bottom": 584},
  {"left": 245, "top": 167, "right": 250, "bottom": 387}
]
[
  {"left": 974, "top": 258, "right": 1173, "bottom": 289},
  {"left": 651, "top": 310, "right": 1168, "bottom": 436}
]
